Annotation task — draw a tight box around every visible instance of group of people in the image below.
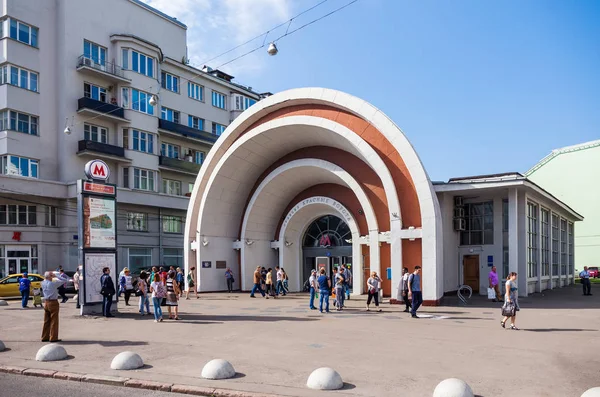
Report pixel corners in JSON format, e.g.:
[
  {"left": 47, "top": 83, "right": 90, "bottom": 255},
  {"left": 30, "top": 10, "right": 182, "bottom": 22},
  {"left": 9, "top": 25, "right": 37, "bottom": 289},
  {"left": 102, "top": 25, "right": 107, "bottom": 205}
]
[
  {"left": 250, "top": 266, "right": 290, "bottom": 298},
  {"left": 307, "top": 265, "right": 354, "bottom": 312}
]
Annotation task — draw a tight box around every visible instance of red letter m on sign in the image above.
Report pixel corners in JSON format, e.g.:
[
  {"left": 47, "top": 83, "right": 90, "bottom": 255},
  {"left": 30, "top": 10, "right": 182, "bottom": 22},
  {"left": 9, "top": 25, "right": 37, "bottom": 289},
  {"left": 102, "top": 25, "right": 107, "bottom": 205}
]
[
  {"left": 319, "top": 234, "right": 332, "bottom": 247},
  {"left": 93, "top": 164, "right": 105, "bottom": 177}
]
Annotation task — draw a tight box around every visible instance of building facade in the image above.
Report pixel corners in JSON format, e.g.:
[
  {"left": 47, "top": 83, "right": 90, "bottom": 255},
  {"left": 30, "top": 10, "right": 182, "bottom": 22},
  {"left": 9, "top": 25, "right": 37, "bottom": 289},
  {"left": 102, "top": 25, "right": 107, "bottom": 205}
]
[
  {"left": 184, "top": 88, "right": 582, "bottom": 301},
  {"left": 526, "top": 139, "right": 600, "bottom": 271},
  {"left": 0, "top": 0, "right": 262, "bottom": 278}
]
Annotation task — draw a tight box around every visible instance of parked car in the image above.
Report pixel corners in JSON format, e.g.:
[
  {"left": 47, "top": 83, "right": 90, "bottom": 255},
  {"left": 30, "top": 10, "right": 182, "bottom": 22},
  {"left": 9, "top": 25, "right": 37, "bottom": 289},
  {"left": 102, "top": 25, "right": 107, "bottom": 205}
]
[
  {"left": 0, "top": 274, "right": 44, "bottom": 298},
  {"left": 588, "top": 267, "right": 599, "bottom": 278}
]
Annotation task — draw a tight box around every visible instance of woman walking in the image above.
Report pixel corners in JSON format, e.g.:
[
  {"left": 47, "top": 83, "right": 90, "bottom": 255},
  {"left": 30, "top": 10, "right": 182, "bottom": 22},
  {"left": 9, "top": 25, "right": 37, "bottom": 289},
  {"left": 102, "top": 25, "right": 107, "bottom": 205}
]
[
  {"left": 366, "top": 271, "right": 382, "bottom": 312},
  {"left": 266, "top": 268, "right": 276, "bottom": 298},
  {"left": 166, "top": 270, "right": 180, "bottom": 320},
  {"left": 334, "top": 270, "right": 345, "bottom": 311},
  {"left": 120, "top": 268, "right": 135, "bottom": 306},
  {"left": 150, "top": 273, "right": 165, "bottom": 322},
  {"left": 501, "top": 272, "right": 520, "bottom": 330},
  {"left": 176, "top": 268, "right": 185, "bottom": 297},
  {"left": 225, "top": 267, "right": 234, "bottom": 293},
  {"left": 137, "top": 271, "right": 151, "bottom": 316},
  {"left": 186, "top": 266, "right": 199, "bottom": 300}
]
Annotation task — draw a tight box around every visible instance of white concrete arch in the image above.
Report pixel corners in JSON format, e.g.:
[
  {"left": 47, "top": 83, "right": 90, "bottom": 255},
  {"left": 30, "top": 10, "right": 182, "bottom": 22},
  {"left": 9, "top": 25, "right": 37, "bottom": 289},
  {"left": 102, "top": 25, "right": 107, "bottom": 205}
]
[
  {"left": 239, "top": 159, "right": 378, "bottom": 291},
  {"left": 277, "top": 198, "right": 363, "bottom": 295}
]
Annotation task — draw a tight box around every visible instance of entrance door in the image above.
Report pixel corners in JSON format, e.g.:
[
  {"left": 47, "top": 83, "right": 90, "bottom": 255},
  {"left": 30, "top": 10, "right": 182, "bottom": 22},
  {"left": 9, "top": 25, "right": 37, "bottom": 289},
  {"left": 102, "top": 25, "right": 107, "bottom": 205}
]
[
  {"left": 6, "top": 246, "right": 32, "bottom": 275},
  {"left": 463, "top": 255, "right": 480, "bottom": 293},
  {"left": 315, "top": 257, "right": 329, "bottom": 275}
]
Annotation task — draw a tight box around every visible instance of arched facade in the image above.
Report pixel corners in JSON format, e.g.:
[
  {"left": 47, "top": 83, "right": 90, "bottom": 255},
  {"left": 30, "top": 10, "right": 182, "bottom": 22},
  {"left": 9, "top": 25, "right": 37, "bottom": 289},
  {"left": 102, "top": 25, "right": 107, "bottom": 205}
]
[{"left": 185, "top": 88, "right": 444, "bottom": 304}]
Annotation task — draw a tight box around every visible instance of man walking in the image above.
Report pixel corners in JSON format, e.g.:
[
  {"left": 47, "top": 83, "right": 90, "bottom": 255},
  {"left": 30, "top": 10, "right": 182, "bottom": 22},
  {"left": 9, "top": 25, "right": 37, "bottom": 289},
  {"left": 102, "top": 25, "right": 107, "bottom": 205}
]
[
  {"left": 408, "top": 266, "right": 422, "bottom": 318},
  {"left": 56, "top": 266, "right": 68, "bottom": 303},
  {"left": 19, "top": 272, "right": 31, "bottom": 309},
  {"left": 398, "top": 267, "right": 410, "bottom": 312},
  {"left": 73, "top": 266, "right": 81, "bottom": 309},
  {"left": 317, "top": 268, "right": 331, "bottom": 313},
  {"left": 308, "top": 269, "right": 317, "bottom": 310},
  {"left": 580, "top": 266, "right": 592, "bottom": 296},
  {"left": 275, "top": 266, "right": 286, "bottom": 296},
  {"left": 100, "top": 267, "right": 116, "bottom": 317},
  {"left": 488, "top": 266, "right": 501, "bottom": 302},
  {"left": 337, "top": 265, "right": 347, "bottom": 307},
  {"left": 250, "top": 266, "right": 267, "bottom": 298},
  {"left": 41, "top": 270, "right": 68, "bottom": 342}
]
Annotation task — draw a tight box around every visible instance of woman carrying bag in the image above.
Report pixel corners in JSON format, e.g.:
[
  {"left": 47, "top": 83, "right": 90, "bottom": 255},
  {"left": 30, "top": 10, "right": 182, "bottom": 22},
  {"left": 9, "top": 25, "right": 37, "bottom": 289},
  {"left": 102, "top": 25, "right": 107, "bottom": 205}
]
[{"left": 501, "top": 272, "right": 520, "bottom": 330}]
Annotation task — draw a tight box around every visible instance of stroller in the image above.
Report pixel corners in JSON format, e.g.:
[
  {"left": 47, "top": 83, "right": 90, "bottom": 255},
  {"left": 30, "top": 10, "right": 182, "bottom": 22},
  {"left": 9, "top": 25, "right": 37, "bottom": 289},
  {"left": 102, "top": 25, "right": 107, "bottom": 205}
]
[{"left": 32, "top": 288, "right": 42, "bottom": 307}]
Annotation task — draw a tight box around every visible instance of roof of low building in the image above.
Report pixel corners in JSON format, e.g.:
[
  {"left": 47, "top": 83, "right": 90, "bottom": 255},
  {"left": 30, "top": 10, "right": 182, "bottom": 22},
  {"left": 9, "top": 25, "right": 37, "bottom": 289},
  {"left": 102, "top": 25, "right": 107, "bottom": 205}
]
[{"left": 525, "top": 139, "right": 600, "bottom": 176}]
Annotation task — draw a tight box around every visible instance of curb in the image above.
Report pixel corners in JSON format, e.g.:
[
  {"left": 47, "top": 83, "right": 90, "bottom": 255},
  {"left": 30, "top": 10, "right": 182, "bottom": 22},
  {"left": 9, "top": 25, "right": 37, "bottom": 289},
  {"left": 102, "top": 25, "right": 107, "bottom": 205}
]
[{"left": 0, "top": 365, "right": 285, "bottom": 397}]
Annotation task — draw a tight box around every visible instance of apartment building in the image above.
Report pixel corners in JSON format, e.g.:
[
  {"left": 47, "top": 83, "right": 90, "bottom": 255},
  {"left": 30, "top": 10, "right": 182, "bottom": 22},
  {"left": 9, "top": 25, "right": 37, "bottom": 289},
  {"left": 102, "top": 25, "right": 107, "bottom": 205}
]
[{"left": 0, "top": 0, "right": 263, "bottom": 278}]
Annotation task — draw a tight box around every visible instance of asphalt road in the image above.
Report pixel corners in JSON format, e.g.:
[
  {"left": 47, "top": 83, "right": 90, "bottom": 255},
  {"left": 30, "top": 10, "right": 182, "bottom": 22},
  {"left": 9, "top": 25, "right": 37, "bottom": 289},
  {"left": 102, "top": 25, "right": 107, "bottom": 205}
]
[{"left": 0, "top": 373, "right": 176, "bottom": 397}]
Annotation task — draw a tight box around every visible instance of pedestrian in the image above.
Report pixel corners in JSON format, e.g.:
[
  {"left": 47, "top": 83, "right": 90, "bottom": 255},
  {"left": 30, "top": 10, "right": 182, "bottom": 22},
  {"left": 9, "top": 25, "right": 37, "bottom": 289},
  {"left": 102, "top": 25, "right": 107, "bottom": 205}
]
[
  {"left": 150, "top": 266, "right": 157, "bottom": 286},
  {"left": 397, "top": 267, "right": 411, "bottom": 312},
  {"left": 185, "top": 266, "right": 199, "bottom": 299},
  {"left": 159, "top": 267, "right": 167, "bottom": 284},
  {"left": 120, "top": 268, "right": 135, "bottom": 306},
  {"left": 166, "top": 270, "right": 180, "bottom": 320},
  {"left": 366, "top": 271, "right": 382, "bottom": 312},
  {"left": 331, "top": 267, "right": 338, "bottom": 307},
  {"left": 488, "top": 266, "right": 502, "bottom": 302},
  {"left": 225, "top": 267, "right": 234, "bottom": 293},
  {"left": 19, "top": 272, "right": 31, "bottom": 309},
  {"left": 176, "top": 267, "right": 185, "bottom": 297},
  {"left": 266, "top": 268, "right": 276, "bottom": 298},
  {"left": 317, "top": 268, "right": 331, "bottom": 313},
  {"left": 408, "top": 266, "right": 422, "bottom": 318},
  {"left": 56, "top": 266, "right": 68, "bottom": 303},
  {"left": 137, "top": 271, "right": 151, "bottom": 316},
  {"left": 501, "top": 272, "right": 520, "bottom": 330},
  {"left": 281, "top": 268, "right": 289, "bottom": 294},
  {"left": 150, "top": 273, "right": 165, "bottom": 322},
  {"left": 40, "top": 270, "right": 68, "bottom": 342},
  {"left": 250, "top": 266, "right": 267, "bottom": 298},
  {"left": 580, "top": 266, "right": 592, "bottom": 296},
  {"left": 275, "top": 266, "right": 286, "bottom": 296},
  {"left": 260, "top": 266, "right": 267, "bottom": 292},
  {"left": 309, "top": 269, "right": 317, "bottom": 310},
  {"left": 337, "top": 266, "right": 347, "bottom": 307},
  {"left": 334, "top": 269, "right": 345, "bottom": 311},
  {"left": 73, "top": 267, "right": 81, "bottom": 309},
  {"left": 100, "top": 267, "right": 116, "bottom": 317}
]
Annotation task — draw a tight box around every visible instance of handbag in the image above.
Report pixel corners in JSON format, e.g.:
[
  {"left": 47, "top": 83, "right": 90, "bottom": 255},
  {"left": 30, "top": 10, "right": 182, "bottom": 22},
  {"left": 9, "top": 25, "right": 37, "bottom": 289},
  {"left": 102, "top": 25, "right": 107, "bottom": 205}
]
[
  {"left": 501, "top": 301, "right": 516, "bottom": 317},
  {"left": 487, "top": 288, "right": 496, "bottom": 300}
]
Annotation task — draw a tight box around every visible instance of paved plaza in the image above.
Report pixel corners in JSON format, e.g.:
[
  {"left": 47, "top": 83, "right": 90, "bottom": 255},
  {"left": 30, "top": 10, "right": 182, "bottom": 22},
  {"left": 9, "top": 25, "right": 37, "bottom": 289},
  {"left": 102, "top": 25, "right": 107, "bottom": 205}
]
[{"left": 0, "top": 285, "right": 598, "bottom": 397}]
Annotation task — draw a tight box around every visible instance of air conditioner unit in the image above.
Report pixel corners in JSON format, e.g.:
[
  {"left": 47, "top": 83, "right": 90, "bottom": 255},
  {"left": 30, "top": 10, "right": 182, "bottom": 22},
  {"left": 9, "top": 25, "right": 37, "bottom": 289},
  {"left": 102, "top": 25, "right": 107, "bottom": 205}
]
[
  {"left": 453, "top": 218, "right": 466, "bottom": 231},
  {"left": 454, "top": 196, "right": 464, "bottom": 207},
  {"left": 83, "top": 58, "right": 92, "bottom": 67},
  {"left": 453, "top": 207, "right": 465, "bottom": 218}
]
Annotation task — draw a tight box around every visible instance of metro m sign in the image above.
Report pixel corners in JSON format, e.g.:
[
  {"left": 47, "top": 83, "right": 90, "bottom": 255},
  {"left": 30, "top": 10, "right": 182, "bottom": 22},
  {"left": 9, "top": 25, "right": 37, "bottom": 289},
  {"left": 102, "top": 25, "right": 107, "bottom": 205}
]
[{"left": 84, "top": 159, "right": 110, "bottom": 181}]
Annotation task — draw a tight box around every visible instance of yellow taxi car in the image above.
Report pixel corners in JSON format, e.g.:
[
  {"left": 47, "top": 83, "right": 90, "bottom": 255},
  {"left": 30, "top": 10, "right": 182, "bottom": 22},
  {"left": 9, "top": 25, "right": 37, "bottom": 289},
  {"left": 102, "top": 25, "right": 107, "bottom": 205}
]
[{"left": 0, "top": 273, "right": 44, "bottom": 298}]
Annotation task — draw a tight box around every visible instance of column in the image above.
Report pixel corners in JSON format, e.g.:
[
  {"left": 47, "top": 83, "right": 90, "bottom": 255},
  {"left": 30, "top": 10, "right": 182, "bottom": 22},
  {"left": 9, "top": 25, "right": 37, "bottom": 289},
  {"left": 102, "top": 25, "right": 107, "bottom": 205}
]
[{"left": 508, "top": 188, "right": 519, "bottom": 275}]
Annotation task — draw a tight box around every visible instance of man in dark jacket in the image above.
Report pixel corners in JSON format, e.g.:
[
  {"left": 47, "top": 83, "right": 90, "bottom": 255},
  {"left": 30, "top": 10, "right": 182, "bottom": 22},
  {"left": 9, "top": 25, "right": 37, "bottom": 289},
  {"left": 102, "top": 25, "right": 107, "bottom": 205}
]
[{"left": 100, "top": 267, "right": 115, "bottom": 317}]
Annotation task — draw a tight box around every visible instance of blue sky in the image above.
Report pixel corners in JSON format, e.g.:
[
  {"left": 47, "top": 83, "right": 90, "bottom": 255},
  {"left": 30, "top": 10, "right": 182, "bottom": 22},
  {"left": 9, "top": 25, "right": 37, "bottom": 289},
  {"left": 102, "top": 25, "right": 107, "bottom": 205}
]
[{"left": 145, "top": 0, "right": 600, "bottom": 181}]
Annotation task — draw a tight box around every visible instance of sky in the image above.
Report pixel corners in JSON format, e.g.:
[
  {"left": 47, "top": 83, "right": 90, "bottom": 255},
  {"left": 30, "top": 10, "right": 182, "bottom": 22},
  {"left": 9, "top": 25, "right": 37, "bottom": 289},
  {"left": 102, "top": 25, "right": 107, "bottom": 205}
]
[{"left": 143, "top": 0, "right": 600, "bottom": 181}]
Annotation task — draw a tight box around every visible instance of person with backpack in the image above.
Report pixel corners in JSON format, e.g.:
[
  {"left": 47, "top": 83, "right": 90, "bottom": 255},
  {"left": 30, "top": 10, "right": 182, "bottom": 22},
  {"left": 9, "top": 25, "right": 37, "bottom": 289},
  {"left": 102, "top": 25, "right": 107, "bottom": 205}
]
[
  {"left": 408, "top": 266, "right": 422, "bottom": 318},
  {"left": 176, "top": 267, "right": 185, "bottom": 297}
]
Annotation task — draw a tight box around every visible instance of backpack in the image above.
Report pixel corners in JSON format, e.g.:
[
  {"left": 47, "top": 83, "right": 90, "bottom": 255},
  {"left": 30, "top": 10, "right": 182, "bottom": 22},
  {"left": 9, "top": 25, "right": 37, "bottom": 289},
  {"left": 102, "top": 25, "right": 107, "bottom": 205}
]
[{"left": 187, "top": 272, "right": 192, "bottom": 283}]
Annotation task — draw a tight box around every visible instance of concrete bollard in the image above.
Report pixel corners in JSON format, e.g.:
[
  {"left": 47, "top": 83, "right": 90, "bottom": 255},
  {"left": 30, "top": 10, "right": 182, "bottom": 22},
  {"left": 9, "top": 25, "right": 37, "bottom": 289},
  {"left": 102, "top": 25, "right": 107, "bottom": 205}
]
[
  {"left": 0, "top": 300, "right": 8, "bottom": 306},
  {"left": 433, "top": 378, "right": 474, "bottom": 397},
  {"left": 111, "top": 351, "right": 144, "bottom": 370},
  {"left": 201, "top": 359, "right": 236, "bottom": 380},
  {"left": 306, "top": 367, "right": 344, "bottom": 390},
  {"left": 582, "top": 388, "right": 600, "bottom": 397},
  {"left": 0, "top": 340, "right": 5, "bottom": 351},
  {"left": 36, "top": 344, "right": 68, "bottom": 362}
]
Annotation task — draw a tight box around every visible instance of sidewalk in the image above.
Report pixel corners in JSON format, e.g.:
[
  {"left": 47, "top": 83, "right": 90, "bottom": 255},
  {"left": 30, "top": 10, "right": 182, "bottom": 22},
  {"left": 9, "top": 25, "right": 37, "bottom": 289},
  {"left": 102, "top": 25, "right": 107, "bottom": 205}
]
[{"left": 1, "top": 286, "right": 599, "bottom": 396}]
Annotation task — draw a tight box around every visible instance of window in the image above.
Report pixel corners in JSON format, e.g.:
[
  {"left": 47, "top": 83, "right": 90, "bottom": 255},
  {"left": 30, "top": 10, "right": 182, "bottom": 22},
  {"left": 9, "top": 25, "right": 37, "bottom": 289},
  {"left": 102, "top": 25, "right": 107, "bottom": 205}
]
[
  {"left": 0, "top": 205, "right": 36, "bottom": 225},
  {"left": 162, "top": 215, "right": 182, "bottom": 233},
  {"left": 121, "top": 87, "right": 129, "bottom": 108},
  {"left": 131, "top": 89, "right": 154, "bottom": 115},
  {"left": 560, "top": 218, "right": 567, "bottom": 276},
  {"left": 161, "top": 71, "right": 179, "bottom": 93},
  {"left": 541, "top": 208, "right": 550, "bottom": 277},
  {"left": 45, "top": 206, "right": 57, "bottom": 227},
  {"left": 551, "top": 214, "right": 559, "bottom": 276},
  {"left": 133, "top": 168, "right": 155, "bottom": 191},
  {"left": 123, "top": 167, "right": 129, "bottom": 188},
  {"left": 526, "top": 202, "right": 538, "bottom": 279},
  {"left": 84, "top": 82, "right": 107, "bottom": 102},
  {"left": 188, "top": 183, "right": 194, "bottom": 193},
  {"left": 188, "top": 115, "right": 204, "bottom": 131},
  {"left": 1, "top": 65, "right": 38, "bottom": 92},
  {"left": 128, "top": 248, "right": 152, "bottom": 273},
  {"left": 132, "top": 130, "right": 154, "bottom": 154},
  {"left": 163, "top": 179, "right": 182, "bottom": 196},
  {"left": 0, "top": 110, "right": 38, "bottom": 135},
  {"left": 127, "top": 212, "right": 148, "bottom": 231},
  {"left": 9, "top": 19, "right": 38, "bottom": 47},
  {"left": 160, "top": 107, "right": 179, "bottom": 123},
  {"left": 122, "top": 128, "right": 129, "bottom": 149},
  {"left": 212, "top": 91, "right": 226, "bottom": 109},
  {"left": 233, "top": 94, "right": 257, "bottom": 110},
  {"left": 460, "top": 201, "right": 493, "bottom": 245},
  {"left": 212, "top": 122, "right": 226, "bottom": 136},
  {"left": 130, "top": 50, "right": 154, "bottom": 77},
  {"left": 568, "top": 222, "right": 574, "bottom": 276},
  {"left": 161, "top": 143, "right": 180, "bottom": 159},
  {"left": 83, "top": 40, "right": 106, "bottom": 66},
  {"left": 1, "top": 155, "right": 38, "bottom": 178},
  {"left": 163, "top": 248, "right": 183, "bottom": 267},
  {"left": 194, "top": 151, "right": 204, "bottom": 165},
  {"left": 84, "top": 124, "right": 107, "bottom": 144},
  {"left": 122, "top": 48, "right": 128, "bottom": 70},
  {"left": 188, "top": 82, "right": 203, "bottom": 101}
]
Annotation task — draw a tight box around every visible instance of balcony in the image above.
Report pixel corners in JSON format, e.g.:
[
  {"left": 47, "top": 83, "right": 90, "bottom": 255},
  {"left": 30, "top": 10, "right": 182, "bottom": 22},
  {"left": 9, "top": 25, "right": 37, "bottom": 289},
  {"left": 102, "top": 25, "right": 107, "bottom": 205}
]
[
  {"left": 77, "top": 140, "right": 131, "bottom": 163},
  {"left": 158, "top": 119, "right": 218, "bottom": 145},
  {"left": 77, "top": 97, "right": 129, "bottom": 122},
  {"left": 159, "top": 156, "right": 201, "bottom": 175},
  {"left": 76, "top": 55, "right": 131, "bottom": 84}
]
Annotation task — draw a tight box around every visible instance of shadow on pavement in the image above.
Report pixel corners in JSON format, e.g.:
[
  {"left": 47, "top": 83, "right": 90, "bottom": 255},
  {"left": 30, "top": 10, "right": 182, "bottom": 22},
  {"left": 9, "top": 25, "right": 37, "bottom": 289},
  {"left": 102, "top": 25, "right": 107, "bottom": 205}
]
[
  {"left": 524, "top": 328, "right": 598, "bottom": 333},
  {"left": 58, "top": 340, "right": 148, "bottom": 347},
  {"left": 177, "top": 314, "right": 318, "bottom": 323},
  {"left": 341, "top": 382, "right": 356, "bottom": 390}
]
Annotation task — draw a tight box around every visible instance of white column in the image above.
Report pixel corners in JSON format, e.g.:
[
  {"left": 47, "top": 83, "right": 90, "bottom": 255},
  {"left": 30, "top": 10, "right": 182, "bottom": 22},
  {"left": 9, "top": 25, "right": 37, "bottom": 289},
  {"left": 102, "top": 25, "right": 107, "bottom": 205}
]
[
  {"left": 369, "top": 229, "right": 380, "bottom": 279},
  {"left": 351, "top": 235, "right": 362, "bottom": 295},
  {"left": 390, "top": 219, "right": 402, "bottom": 300},
  {"left": 508, "top": 188, "right": 519, "bottom": 275}
]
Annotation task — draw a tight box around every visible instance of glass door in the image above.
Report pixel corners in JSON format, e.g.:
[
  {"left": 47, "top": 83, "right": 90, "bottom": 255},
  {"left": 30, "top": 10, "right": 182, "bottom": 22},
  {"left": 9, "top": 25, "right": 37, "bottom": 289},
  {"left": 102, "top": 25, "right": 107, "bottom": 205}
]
[
  {"left": 7, "top": 259, "right": 17, "bottom": 275},
  {"left": 6, "top": 246, "right": 32, "bottom": 275}
]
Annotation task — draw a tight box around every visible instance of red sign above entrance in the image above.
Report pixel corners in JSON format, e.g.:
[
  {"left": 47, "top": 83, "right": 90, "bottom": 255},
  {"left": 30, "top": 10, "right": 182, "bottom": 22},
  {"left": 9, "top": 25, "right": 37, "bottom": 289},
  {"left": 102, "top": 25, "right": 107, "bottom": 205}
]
[
  {"left": 84, "top": 159, "right": 110, "bottom": 181},
  {"left": 83, "top": 182, "right": 115, "bottom": 196},
  {"left": 319, "top": 234, "right": 332, "bottom": 248}
]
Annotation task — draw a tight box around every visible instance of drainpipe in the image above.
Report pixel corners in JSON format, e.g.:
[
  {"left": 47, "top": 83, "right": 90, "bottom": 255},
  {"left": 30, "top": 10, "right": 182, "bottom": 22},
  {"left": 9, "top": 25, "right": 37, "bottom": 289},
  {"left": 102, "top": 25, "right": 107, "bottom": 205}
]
[{"left": 159, "top": 207, "right": 163, "bottom": 267}]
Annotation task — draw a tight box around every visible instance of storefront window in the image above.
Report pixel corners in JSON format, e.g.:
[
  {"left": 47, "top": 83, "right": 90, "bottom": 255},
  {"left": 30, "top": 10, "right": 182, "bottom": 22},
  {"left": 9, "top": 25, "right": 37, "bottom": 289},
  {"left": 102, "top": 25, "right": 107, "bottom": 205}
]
[
  {"left": 163, "top": 248, "right": 183, "bottom": 268},
  {"left": 128, "top": 248, "right": 152, "bottom": 274}
]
